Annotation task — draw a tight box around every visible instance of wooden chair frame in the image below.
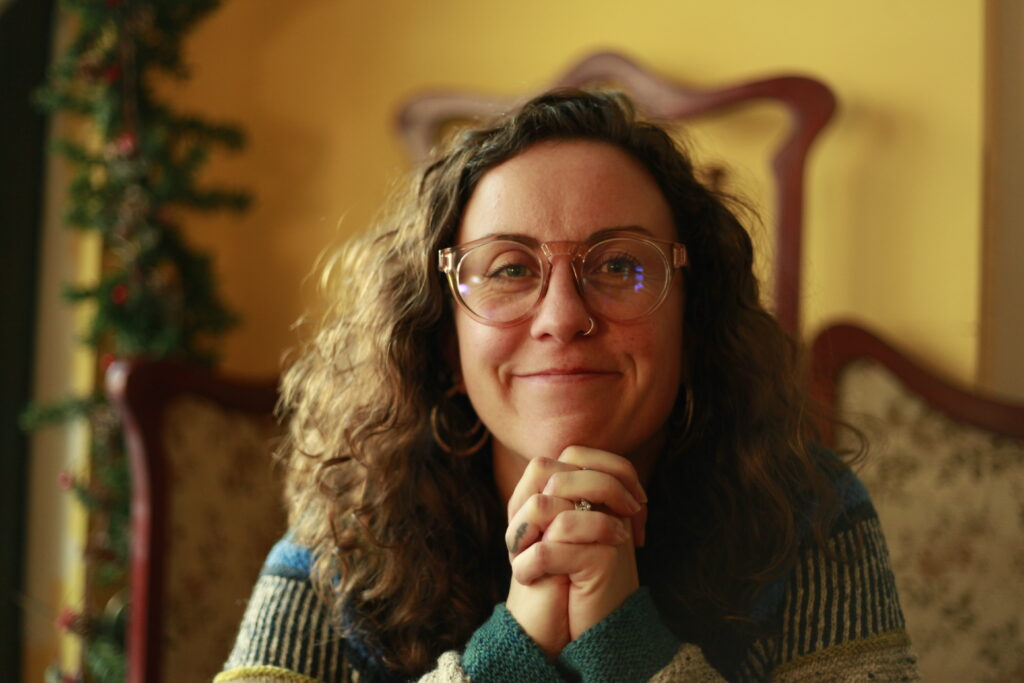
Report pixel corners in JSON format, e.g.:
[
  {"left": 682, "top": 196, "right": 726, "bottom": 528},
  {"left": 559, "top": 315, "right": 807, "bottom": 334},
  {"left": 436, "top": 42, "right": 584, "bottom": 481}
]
[
  {"left": 810, "top": 322, "right": 1024, "bottom": 447},
  {"left": 106, "top": 359, "right": 278, "bottom": 683}
]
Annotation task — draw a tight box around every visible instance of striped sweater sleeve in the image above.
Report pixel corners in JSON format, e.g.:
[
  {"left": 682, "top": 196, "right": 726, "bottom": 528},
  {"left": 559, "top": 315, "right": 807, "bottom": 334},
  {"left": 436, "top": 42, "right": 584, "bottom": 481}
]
[
  {"left": 750, "top": 472, "right": 921, "bottom": 681},
  {"left": 216, "top": 538, "right": 476, "bottom": 683},
  {"left": 216, "top": 538, "right": 349, "bottom": 682}
]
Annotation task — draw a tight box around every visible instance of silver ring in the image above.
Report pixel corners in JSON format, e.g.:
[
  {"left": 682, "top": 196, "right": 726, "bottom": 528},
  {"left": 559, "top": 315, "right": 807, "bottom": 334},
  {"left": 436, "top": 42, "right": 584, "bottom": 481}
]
[
  {"left": 574, "top": 499, "right": 593, "bottom": 512},
  {"left": 581, "top": 317, "right": 596, "bottom": 337}
]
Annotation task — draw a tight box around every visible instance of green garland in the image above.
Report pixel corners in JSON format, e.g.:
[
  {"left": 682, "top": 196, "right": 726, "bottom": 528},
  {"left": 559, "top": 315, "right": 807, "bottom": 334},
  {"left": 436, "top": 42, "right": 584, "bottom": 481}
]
[{"left": 30, "top": 0, "right": 250, "bottom": 680}]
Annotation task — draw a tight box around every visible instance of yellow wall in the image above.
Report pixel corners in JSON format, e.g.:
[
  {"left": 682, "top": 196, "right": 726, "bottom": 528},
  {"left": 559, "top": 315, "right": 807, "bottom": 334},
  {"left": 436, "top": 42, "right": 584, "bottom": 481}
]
[{"left": 167, "top": 0, "right": 984, "bottom": 385}]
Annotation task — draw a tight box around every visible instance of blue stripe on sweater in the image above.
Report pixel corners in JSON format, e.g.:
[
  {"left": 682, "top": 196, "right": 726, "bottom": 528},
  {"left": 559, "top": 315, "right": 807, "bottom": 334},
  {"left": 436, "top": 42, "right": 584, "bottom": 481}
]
[
  {"left": 834, "top": 468, "right": 870, "bottom": 510},
  {"left": 261, "top": 535, "right": 314, "bottom": 581}
]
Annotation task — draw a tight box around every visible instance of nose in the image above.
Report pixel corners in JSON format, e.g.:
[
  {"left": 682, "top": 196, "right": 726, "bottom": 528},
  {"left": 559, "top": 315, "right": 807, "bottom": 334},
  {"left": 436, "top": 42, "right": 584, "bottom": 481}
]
[{"left": 529, "top": 256, "right": 593, "bottom": 343}]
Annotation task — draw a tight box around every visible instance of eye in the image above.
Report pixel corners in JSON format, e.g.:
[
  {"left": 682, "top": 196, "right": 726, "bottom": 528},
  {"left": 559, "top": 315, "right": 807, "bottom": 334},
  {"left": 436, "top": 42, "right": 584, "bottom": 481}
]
[
  {"left": 486, "top": 261, "right": 535, "bottom": 279},
  {"left": 593, "top": 251, "right": 644, "bottom": 276},
  {"left": 483, "top": 248, "right": 539, "bottom": 279}
]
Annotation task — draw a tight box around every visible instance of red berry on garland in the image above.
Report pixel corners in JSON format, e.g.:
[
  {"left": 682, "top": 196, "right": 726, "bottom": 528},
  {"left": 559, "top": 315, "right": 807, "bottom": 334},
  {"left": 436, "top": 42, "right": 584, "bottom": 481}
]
[
  {"left": 106, "top": 0, "right": 120, "bottom": 6},
  {"left": 55, "top": 606, "right": 93, "bottom": 638},
  {"left": 55, "top": 607, "right": 77, "bottom": 631},
  {"left": 100, "top": 352, "right": 116, "bottom": 373},
  {"left": 114, "top": 131, "right": 137, "bottom": 157},
  {"left": 57, "top": 470, "right": 74, "bottom": 491},
  {"left": 103, "top": 63, "right": 122, "bottom": 84},
  {"left": 111, "top": 283, "right": 129, "bottom": 305}
]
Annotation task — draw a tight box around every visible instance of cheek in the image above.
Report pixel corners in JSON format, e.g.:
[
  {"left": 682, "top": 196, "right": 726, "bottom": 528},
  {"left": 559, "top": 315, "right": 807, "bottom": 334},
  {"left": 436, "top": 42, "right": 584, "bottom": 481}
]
[
  {"left": 633, "top": 326, "right": 682, "bottom": 396},
  {"left": 453, "top": 314, "right": 513, "bottom": 393}
]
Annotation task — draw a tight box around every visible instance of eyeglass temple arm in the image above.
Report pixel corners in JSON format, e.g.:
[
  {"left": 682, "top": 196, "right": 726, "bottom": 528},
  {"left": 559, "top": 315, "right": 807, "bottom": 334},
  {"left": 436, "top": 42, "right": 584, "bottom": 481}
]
[
  {"left": 672, "top": 243, "right": 687, "bottom": 268},
  {"left": 438, "top": 249, "right": 454, "bottom": 273}
]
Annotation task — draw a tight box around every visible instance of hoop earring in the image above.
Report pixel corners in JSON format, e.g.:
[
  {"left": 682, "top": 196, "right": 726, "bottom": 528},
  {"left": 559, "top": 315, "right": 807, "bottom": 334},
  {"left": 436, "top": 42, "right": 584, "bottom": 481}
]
[
  {"left": 430, "top": 385, "right": 489, "bottom": 456},
  {"left": 581, "top": 317, "right": 597, "bottom": 337}
]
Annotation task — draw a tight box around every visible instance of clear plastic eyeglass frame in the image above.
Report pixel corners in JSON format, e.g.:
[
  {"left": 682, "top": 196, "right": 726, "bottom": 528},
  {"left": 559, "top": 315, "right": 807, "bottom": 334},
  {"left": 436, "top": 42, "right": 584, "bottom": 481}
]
[{"left": 437, "top": 230, "right": 688, "bottom": 327}]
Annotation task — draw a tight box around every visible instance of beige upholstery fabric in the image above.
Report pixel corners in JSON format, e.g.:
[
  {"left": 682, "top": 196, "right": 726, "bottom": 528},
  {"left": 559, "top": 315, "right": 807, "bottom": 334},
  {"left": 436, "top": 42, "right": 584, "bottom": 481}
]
[
  {"left": 837, "top": 361, "right": 1024, "bottom": 682},
  {"left": 161, "top": 395, "right": 287, "bottom": 683}
]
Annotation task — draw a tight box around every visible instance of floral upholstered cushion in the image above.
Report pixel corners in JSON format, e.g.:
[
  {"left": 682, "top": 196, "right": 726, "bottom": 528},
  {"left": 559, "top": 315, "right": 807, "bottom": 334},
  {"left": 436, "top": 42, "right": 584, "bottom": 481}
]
[
  {"left": 837, "top": 360, "right": 1024, "bottom": 682},
  {"left": 161, "top": 395, "right": 287, "bottom": 683}
]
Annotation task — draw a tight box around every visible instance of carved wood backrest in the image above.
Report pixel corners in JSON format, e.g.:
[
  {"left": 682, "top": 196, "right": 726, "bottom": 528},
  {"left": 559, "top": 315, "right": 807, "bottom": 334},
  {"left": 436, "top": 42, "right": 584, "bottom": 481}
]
[
  {"left": 107, "top": 360, "right": 286, "bottom": 683},
  {"left": 810, "top": 323, "right": 1024, "bottom": 680},
  {"left": 396, "top": 51, "right": 836, "bottom": 336}
]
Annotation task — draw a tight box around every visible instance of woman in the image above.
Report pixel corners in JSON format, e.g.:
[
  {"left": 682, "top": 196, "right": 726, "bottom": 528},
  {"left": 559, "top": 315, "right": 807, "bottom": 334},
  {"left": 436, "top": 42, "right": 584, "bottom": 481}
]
[{"left": 219, "top": 90, "right": 918, "bottom": 682}]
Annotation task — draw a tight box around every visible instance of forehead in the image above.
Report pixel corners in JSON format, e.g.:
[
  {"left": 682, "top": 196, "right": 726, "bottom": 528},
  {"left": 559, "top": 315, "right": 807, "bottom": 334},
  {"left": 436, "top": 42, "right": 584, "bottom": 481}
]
[{"left": 457, "top": 140, "right": 676, "bottom": 245}]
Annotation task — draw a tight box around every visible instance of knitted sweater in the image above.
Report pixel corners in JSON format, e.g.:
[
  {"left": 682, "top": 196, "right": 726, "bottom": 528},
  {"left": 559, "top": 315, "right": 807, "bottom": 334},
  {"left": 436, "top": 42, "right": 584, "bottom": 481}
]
[{"left": 217, "top": 471, "right": 919, "bottom": 682}]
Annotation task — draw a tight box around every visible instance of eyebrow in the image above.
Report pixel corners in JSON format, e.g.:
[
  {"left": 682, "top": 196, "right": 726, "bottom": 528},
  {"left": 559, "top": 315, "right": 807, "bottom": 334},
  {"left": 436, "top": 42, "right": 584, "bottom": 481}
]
[
  {"left": 590, "top": 225, "right": 657, "bottom": 240},
  {"left": 481, "top": 225, "right": 658, "bottom": 243}
]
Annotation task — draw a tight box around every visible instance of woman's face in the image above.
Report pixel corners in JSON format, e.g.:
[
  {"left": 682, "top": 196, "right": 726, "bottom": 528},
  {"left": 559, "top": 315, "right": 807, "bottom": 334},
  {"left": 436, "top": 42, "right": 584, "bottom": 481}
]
[{"left": 452, "top": 139, "right": 684, "bottom": 478}]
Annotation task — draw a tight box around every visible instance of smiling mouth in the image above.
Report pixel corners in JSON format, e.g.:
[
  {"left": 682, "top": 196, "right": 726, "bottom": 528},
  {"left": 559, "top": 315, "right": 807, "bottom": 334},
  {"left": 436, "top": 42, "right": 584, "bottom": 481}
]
[{"left": 515, "top": 369, "right": 619, "bottom": 382}]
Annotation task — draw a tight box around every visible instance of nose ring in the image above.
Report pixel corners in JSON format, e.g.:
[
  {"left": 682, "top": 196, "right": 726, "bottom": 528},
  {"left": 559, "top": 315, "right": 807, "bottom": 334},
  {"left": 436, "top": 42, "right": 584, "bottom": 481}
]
[{"left": 581, "top": 317, "right": 597, "bottom": 337}]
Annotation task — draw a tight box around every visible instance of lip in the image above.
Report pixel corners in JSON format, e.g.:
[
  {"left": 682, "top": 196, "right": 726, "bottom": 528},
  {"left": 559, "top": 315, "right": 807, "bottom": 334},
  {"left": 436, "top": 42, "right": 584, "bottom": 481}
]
[{"left": 514, "top": 368, "right": 620, "bottom": 382}]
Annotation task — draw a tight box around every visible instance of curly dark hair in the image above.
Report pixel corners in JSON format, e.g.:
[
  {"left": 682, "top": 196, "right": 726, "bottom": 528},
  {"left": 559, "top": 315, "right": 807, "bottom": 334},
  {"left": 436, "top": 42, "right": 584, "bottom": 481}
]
[{"left": 279, "top": 88, "right": 849, "bottom": 677}]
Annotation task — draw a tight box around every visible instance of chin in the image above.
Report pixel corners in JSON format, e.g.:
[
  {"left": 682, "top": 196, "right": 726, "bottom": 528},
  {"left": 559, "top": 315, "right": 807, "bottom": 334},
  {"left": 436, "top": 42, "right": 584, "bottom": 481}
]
[{"left": 506, "top": 417, "right": 638, "bottom": 461}]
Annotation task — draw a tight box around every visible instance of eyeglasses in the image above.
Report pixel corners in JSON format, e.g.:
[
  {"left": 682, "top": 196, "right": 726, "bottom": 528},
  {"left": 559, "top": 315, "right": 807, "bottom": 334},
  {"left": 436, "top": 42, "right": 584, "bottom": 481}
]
[{"left": 438, "top": 230, "right": 687, "bottom": 326}]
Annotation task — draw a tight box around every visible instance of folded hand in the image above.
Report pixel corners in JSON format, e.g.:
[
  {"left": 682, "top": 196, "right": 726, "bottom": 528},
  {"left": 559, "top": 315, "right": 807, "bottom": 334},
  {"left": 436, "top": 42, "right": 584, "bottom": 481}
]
[{"left": 504, "top": 447, "right": 647, "bottom": 655}]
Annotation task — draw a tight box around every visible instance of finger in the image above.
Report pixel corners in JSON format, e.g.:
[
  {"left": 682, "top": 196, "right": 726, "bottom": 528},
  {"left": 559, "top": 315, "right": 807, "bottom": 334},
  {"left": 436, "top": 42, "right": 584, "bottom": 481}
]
[
  {"left": 541, "top": 468, "right": 642, "bottom": 517},
  {"left": 506, "top": 456, "right": 578, "bottom": 520},
  {"left": 543, "top": 510, "right": 631, "bottom": 547},
  {"left": 512, "top": 540, "right": 617, "bottom": 585},
  {"left": 505, "top": 493, "right": 573, "bottom": 555},
  {"left": 506, "top": 520, "right": 539, "bottom": 557},
  {"left": 557, "top": 445, "right": 648, "bottom": 506}
]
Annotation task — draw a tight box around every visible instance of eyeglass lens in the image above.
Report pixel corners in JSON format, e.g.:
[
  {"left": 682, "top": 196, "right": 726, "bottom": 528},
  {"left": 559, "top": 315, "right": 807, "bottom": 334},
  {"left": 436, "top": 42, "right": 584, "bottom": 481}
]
[{"left": 455, "top": 238, "right": 671, "bottom": 323}]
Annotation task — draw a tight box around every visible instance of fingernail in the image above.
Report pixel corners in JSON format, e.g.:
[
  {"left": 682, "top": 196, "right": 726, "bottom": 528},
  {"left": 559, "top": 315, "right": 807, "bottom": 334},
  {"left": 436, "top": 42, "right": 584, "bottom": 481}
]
[
  {"left": 628, "top": 493, "right": 642, "bottom": 514},
  {"left": 615, "top": 524, "right": 630, "bottom": 544},
  {"left": 638, "top": 486, "right": 649, "bottom": 504}
]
